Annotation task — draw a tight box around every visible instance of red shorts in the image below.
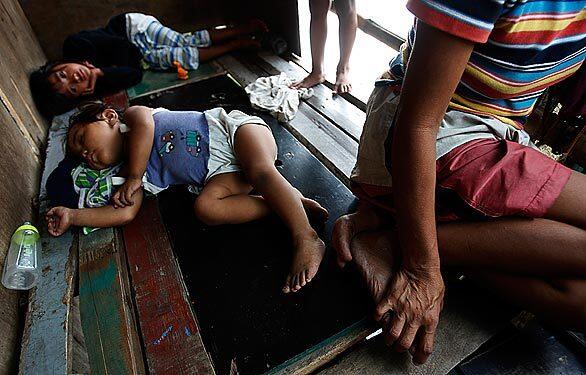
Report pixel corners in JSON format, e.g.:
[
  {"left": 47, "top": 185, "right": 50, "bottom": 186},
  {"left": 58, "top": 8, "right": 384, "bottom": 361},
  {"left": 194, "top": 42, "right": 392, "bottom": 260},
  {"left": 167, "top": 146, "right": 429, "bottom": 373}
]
[{"left": 351, "top": 139, "right": 572, "bottom": 222}]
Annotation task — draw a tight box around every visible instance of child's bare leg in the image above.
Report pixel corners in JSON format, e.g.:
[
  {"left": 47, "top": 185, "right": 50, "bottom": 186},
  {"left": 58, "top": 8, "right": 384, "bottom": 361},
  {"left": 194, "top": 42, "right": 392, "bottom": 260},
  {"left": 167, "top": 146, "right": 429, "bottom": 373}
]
[
  {"left": 198, "top": 39, "right": 261, "bottom": 63},
  {"left": 291, "top": 0, "right": 330, "bottom": 89},
  {"left": 194, "top": 172, "right": 272, "bottom": 225},
  {"left": 207, "top": 20, "right": 268, "bottom": 44},
  {"left": 332, "top": 0, "right": 356, "bottom": 94},
  {"left": 234, "top": 123, "right": 327, "bottom": 293}
]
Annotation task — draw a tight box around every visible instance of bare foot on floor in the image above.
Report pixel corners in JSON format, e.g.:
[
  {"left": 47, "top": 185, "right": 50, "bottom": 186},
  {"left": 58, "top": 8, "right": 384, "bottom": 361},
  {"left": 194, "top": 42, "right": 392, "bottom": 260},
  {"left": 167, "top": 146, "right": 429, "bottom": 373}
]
[
  {"left": 290, "top": 71, "right": 325, "bottom": 89},
  {"left": 351, "top": 231, "right": 396, "bottom": 304},
  {"left": 332, "top": 203, "right": 387, "bottom": 267},
  {"left": 283, "top": 231, "right": 325, "bottom": 293},
  {"left": 301, "top": 196, "right": 329, "bottom": 223},
  {"left": 333, "top": 67, "right": 351, "bottom": 94}
]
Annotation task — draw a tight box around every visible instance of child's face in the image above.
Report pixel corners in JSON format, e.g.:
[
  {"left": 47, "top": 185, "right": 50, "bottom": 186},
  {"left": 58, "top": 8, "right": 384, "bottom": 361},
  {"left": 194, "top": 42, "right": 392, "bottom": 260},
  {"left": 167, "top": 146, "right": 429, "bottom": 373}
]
[
  {"left": 67, "top": 109, "right": 124, "bottom": 170},
  {"left": 48, "top": 62, "right": 96, "bottom": 98}
]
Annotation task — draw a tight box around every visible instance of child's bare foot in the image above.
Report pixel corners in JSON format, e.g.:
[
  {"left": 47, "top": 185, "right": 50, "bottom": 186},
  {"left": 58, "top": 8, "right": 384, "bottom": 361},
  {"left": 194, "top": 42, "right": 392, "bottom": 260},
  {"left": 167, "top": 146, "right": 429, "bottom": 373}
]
[
  {"left": 290, "top": 71, "right": 325, "bottom": 89},
  {"left": 333, "top": 66, "right": 351, "bottom": 94},
  {"left": 283, "top": 231, "right": 325, "bottom": 293},
  {"left": 301, "top": 196, "right": 329, "bottom": 222}
]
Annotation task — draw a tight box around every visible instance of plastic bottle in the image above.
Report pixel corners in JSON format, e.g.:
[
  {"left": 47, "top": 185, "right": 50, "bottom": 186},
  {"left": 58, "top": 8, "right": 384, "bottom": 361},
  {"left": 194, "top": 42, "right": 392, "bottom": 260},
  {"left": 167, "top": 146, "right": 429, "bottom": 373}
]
[{"left": 2, "top": 222, "right": 40, "bottom": 290}]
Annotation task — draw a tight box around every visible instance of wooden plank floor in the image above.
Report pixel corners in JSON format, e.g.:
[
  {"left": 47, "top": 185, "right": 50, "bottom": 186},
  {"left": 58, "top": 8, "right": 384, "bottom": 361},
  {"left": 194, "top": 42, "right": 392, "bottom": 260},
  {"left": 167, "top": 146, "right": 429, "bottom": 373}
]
[
  {"left": 78, "top": 228, "right": 145, "bottom": 374},
  {"left": 19, "top": 111, "right": 77, "bottom": 375},
  {"left": 123, "top": 198, "right": 215, "bottom": 374}
]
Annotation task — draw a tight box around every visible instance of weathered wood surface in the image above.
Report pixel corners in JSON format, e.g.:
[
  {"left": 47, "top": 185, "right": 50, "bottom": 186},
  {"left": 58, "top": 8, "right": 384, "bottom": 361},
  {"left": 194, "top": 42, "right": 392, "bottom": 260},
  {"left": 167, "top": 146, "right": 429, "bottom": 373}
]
[
  {"left": 218, "top": 54, "right": 357, "bottom": 185},
  {"left": 78, "top": 228, "right": 146, "bottom": 375},
  {"left": 0, "top": 0, "right": 47, "bottom": 155},
  {"left": 266, "top": 318, "right": 377, "bottom": 375},
  {"left": 0, "top": 2, "right": 47, "bottom": 370},
  {"left": 122, "top": 198, "right": 215, "bottom": 374},
  {"left": 18, "top": 111, "right": 76, "bottom": 375},
  {"left": 256, "top": 51, "right": 365, "bottom": 142},
  {"left": 316, "top": 284, "right": 510, "bottom": 375}
]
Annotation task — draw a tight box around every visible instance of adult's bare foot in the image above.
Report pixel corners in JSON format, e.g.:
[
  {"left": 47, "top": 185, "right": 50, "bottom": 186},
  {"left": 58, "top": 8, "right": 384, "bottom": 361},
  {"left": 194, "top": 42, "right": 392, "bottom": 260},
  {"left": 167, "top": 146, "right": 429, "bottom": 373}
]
[
  {"left": 283, "top": 231, "right": 325, "bottom": 293},
  {"left": 332, "top": 202, "right": 388, "bottom": 267},
  {"left": 290, "top": 71, "right": 325, "bottom": 89},
  {"left": 333, "top": 66, "right": 351, "bottom": 94},
  {"left": 301, "top": 196, "right": 329, "bottom": 223},
  {"left": 352, "top": 231, "right": 398, "bottom": 335}
]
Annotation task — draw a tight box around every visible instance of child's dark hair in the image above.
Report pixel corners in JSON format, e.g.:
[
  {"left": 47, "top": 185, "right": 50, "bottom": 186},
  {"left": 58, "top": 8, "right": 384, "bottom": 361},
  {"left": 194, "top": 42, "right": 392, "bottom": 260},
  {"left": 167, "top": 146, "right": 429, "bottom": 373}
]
[
  {"left": 29, "top": 60, "right": 83, "bottom": 118},
  {"left": 65, "top": 101, "right": 123, "bottom": 156}
]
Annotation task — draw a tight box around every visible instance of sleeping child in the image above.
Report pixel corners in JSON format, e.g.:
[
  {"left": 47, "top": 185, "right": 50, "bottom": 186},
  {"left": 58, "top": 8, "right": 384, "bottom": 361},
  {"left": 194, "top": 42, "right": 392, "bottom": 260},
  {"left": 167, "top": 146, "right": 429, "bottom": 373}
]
[{"left": 45, "top": 101, "right": 328, "bottom": 293}]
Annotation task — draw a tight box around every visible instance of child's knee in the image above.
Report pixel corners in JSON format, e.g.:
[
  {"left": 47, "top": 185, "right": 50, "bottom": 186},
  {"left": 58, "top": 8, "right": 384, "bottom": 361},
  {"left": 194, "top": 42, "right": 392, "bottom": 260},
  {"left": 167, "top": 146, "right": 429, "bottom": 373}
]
[{"left": 193, "top": 195, "right": 224, "bottom": 226}]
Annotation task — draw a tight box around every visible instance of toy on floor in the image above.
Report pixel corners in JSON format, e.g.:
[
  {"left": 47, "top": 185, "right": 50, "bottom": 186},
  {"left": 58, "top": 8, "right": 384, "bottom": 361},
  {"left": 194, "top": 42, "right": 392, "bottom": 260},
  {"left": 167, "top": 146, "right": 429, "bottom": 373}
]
[{"left": 173, "top": 61, "right": 189, "bottom": 80}]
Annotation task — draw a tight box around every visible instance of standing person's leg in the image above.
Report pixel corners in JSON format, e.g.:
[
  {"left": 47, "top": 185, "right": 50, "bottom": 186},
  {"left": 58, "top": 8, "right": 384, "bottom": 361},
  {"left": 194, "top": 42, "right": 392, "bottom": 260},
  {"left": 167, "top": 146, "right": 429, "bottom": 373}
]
[
  {"left": 291, "top": 0, "right": 331, "bottom": 89},
  {"left": 332, "top": 0, "right": 357, "bottom": 94},
  {"left": 234, "top": 123, "right": 328, "bottom": 293}
]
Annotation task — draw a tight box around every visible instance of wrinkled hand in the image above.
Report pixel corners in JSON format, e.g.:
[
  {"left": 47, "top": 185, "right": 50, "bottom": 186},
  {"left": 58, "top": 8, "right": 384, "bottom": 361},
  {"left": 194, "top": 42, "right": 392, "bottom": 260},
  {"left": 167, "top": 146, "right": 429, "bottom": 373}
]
[
  {"left": 46, "top": 207, "right": 74, "bottom": 237},
  {"left": 376, "top": 265, "right": 444, "bottom": 365},
  {"left": 112, "top": 177, "right": 142, "bottom": 208}
]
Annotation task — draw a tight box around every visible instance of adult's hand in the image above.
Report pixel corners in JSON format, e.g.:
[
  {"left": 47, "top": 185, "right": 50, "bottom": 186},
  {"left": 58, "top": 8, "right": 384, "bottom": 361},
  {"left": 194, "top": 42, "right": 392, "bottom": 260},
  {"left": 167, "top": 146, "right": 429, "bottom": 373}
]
[{"left": 376, "top": 264, "right": 444, "bottom": 365}]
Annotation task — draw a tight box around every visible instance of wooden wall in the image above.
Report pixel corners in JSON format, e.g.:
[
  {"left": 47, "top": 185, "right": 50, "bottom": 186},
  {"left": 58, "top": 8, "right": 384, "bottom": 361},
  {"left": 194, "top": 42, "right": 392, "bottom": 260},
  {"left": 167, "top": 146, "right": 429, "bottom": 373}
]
[
  {"left": 0, "top": 0, "right": 48, "bottom": 373},
  {"left": 20, "top": 0, "right": 300, "bottom": 61}
]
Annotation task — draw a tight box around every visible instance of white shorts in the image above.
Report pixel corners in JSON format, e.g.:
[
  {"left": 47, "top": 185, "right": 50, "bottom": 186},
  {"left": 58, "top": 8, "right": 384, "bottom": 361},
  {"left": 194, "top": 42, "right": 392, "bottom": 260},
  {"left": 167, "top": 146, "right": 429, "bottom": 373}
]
[{"left": 203, "top": 108, "right": 273, "bottom": 183}]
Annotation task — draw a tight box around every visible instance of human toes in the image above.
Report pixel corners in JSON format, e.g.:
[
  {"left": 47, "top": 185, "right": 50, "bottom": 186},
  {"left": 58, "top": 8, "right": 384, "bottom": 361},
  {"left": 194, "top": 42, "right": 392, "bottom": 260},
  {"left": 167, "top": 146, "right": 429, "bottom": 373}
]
[{"left": 282, "top": 274, "right": 292, "bottom": 293}]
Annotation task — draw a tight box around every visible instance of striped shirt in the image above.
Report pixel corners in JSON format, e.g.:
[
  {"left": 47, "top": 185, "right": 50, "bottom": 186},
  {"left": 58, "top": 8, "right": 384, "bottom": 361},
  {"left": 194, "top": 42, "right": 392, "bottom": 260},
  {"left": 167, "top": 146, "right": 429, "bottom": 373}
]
[{"left": 390, "top": 0, "right": 586, "bottom": 128}]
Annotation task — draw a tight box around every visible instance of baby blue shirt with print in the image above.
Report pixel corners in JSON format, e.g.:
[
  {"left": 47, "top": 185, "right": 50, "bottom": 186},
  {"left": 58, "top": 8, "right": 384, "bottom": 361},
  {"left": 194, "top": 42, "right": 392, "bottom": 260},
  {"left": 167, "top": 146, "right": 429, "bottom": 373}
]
[{"left": 146, "top": 109, "right": 210, "bottom": 189}]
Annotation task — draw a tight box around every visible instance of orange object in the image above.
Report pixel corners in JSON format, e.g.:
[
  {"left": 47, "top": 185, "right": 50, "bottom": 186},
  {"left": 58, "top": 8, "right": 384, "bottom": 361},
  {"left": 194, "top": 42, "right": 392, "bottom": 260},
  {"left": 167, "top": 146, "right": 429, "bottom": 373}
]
[{"left": 173, "top": 61, "right": 189, "bottom": 80}]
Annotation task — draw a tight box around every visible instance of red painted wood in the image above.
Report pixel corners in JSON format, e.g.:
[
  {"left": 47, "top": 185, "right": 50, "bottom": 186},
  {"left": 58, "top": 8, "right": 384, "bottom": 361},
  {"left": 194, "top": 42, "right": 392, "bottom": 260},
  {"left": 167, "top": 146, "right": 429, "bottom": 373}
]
[
  {"left": 122, "top": 198, "right": 215, "bottom": 374},
  {"left": 103, "top": 90, "right": 130, "bottom": 111}
]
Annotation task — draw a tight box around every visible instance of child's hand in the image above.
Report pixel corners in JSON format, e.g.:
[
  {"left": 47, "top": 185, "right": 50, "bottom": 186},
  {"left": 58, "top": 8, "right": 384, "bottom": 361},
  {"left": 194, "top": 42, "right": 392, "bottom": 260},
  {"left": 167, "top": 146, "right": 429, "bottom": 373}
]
[
  {"left": 46, "top": 207, "right": 74, "bottom": 237},
  {"left": 112, "top": 177, "right": 142, "bottom": 208}
]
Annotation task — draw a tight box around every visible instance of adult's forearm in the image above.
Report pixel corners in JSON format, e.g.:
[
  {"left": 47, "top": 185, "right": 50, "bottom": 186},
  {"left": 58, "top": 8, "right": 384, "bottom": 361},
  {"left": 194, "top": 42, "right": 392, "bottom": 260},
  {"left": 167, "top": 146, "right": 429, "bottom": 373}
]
[{"left": 391, "top": 117, "right": 440, "bottom": 268}]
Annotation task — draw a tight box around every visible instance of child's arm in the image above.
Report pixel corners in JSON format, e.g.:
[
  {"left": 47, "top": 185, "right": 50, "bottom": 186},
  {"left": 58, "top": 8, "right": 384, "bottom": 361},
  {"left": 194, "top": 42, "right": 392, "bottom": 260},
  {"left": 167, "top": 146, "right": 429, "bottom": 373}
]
[
  {"left": 47, "top": 189, "right": 144, "bottom": 236},
  {"left": 112, "top": 106, "right": 154, "bottom": 207}
]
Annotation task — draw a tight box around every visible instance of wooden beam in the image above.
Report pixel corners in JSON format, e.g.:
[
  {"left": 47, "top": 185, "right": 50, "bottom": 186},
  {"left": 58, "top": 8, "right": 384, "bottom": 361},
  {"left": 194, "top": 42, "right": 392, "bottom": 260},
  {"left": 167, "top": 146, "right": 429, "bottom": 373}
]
[
  {"left": 122, "top": 198, "right": 215, "bottom": 374},
  {"left": 78, "top": 228, "right": 146, "bottom": 374},
  {"left": 356, "top": 15, "right": 405, "bottom": 52},
  {"left": 18, "top": 109, "right": 75, "bottom": 375},
  {"left": 266, "top": 318, "right": 377, "bottom": 375}
]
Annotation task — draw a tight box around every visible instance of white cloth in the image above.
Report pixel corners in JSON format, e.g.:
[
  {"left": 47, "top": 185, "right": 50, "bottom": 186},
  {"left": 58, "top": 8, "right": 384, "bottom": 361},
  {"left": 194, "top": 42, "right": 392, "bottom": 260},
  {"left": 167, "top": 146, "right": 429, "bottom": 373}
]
[{"left": 245, "top": 73, "right": 314, "bottom": 122}]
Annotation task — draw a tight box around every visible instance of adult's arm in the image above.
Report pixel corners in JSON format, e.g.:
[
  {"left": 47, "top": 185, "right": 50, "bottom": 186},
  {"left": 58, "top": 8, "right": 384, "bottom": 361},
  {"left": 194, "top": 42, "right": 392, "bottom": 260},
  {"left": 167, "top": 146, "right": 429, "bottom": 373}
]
[{"left": 375, "top": 21, "right": 474, "bottom": 364}]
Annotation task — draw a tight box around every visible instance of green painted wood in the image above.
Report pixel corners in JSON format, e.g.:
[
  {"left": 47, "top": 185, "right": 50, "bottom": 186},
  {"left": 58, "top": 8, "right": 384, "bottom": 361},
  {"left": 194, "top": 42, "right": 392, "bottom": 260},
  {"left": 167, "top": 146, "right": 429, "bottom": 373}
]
[
  {"left": 127, "top": 61, "right": 226, "bottom": 99},
  {"left": 265, "top": 318, "right": 377, "bottom": 375},
  {"left": 78, "top": 228, "right": 145, "bottom": 374}
]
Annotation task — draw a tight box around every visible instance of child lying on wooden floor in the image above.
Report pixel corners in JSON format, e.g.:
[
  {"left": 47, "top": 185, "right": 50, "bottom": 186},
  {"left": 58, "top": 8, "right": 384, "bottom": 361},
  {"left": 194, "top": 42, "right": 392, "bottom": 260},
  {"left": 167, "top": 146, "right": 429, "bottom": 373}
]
[{"left": 46, "top": 101, "right": 328, "bottom": 293}]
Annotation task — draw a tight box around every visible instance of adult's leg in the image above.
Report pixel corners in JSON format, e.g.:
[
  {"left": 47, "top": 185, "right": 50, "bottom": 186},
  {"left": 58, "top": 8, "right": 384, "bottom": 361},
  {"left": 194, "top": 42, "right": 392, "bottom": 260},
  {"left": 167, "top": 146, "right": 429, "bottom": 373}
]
[
  {"left": 332, "top": 0, "right": 357, "bottom": 94},
  {"left": 335, "top": 209, "right": 586, "bottom": 330},
  {"left": 544, "top": 171, "right": 586, "bottom": 229},
  {"left": 291, "top": 0, "right": 331, "bottom": 89},
  {"left": 234, "top": 123, "right": 328, "bottom": 293}
]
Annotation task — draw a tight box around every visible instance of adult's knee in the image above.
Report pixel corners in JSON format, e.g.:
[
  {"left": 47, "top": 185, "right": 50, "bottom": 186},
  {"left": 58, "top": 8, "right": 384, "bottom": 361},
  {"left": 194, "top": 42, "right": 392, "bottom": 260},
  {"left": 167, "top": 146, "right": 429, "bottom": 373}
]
[{"left": 552, "top": 279, "right": 586, "bottom": 330}]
